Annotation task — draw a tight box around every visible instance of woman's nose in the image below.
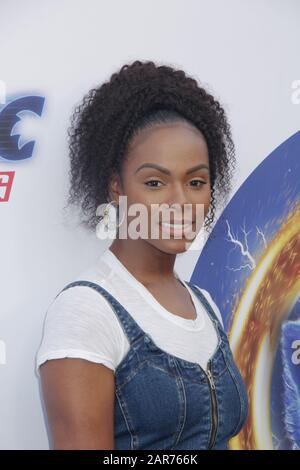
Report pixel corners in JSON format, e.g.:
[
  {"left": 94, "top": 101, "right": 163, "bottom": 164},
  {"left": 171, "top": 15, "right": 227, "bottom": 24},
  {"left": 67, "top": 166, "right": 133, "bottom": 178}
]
[{"left": 166, "top": 184, "right": 191, "bottom": 207}]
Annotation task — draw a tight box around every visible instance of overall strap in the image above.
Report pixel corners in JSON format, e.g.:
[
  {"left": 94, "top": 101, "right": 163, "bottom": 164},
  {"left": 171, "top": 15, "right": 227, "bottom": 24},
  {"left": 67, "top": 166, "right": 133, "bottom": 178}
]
[{"left": 185, "top": 281, "right": 224, "bottom": 330}]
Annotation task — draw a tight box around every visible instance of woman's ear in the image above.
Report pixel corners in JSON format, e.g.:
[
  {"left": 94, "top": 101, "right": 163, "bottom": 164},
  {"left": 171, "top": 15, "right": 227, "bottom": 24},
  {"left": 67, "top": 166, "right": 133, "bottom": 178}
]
[{"left": 107, "top": 172, "right": 123, "bottom": 203}]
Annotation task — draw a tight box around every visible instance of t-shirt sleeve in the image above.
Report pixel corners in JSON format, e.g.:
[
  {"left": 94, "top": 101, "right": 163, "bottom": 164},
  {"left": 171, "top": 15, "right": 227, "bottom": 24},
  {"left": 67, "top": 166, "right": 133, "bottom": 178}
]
[
  {"left": 198, "top": 288, "right": 225, "bottom": 329},
  {"left": 35, "top": 285, "right": 125, "bottom": 378}
]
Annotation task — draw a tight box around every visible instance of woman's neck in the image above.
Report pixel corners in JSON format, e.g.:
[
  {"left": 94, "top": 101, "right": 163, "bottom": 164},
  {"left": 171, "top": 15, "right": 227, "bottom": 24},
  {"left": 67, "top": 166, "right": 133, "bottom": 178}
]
[{"left": 108, "top": 239, "right": 177, "bottom": 285}]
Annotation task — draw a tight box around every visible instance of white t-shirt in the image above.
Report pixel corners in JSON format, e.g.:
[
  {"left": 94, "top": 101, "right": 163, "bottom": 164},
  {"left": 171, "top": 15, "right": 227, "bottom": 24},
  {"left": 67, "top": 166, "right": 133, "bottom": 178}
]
[{"left": 35, "top": 247, "right": 224, "bottom": 377}]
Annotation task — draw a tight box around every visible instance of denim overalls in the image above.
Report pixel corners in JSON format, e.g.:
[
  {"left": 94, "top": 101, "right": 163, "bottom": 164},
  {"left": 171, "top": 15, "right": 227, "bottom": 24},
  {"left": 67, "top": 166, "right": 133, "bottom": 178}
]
[{"left": 57, "top": 280, "right": 249, "bottom": 450}]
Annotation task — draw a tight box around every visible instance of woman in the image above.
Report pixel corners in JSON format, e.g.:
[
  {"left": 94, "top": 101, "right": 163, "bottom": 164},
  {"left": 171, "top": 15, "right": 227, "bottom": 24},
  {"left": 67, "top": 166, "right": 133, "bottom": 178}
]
[{"left": 36, "top": 60, "right": 249, "bottom": 450}]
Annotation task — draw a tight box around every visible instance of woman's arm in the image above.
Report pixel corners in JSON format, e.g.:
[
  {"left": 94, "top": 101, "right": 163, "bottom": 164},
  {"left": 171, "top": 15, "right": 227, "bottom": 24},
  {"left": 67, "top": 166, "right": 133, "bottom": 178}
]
[{"left": 39, "top": 358, "right": 115, "bottom": 449}]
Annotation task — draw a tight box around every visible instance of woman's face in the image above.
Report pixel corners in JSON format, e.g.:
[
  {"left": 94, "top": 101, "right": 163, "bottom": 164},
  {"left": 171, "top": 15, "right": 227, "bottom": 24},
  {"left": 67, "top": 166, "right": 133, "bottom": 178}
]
[{"left": 110, "top": 121, "right": 211, "bottom": 254}]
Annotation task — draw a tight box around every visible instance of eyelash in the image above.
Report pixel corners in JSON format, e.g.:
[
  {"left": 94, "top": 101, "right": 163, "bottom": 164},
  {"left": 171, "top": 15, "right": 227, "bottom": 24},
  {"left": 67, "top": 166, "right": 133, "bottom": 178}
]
[{"left": 144, "top": 179, "right": 207, "bottom": 188}]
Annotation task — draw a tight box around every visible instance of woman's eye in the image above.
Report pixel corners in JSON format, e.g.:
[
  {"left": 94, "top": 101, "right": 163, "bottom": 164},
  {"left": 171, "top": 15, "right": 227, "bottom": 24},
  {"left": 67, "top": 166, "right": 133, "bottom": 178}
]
[
  {"left": 144, "top": 180, "right": 163, "bottom": 188},
  {"left": 144, "top": 179, "right": 207, "bottom": 188},
  {"left": 190, "top": 179, "right": 207, "bottom": 187}
]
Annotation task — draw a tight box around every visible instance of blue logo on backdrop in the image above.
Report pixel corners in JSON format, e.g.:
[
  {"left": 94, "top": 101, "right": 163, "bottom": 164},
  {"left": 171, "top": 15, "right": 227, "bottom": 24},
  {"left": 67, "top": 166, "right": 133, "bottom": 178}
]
[{"left": 0, "top": 95, "right": 45, "bottom": 162}]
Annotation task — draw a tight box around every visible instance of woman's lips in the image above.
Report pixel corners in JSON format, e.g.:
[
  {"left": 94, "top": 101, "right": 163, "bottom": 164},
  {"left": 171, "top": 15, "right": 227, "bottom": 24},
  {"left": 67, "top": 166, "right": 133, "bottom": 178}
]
[{"left": 159, "top": 221, "right": 195, "bottom": 237}]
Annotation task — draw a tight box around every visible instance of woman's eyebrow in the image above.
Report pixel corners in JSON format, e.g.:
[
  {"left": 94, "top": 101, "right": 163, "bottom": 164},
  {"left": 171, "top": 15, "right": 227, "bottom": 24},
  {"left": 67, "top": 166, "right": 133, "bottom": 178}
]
[{"left": 134, "top": 163, "right": 209, "bottom": 175}]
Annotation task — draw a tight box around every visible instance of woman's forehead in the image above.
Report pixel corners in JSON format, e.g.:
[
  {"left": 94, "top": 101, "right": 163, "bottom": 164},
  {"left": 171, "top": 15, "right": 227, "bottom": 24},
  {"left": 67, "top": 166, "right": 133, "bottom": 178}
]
[{"left": 126, "top": 122, "right": 207, "bottom": 163}]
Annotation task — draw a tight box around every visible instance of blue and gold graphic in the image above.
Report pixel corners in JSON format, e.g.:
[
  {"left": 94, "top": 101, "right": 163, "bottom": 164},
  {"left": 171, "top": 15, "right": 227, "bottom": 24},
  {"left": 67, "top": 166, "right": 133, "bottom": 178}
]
[{"left": 191, "top": 131, "right": 300, "bottom": 450}]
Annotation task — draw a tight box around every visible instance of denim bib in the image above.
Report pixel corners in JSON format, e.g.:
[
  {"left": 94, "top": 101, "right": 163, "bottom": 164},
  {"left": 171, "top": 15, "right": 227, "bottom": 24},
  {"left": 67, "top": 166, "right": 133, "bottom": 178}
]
[{"left": 57, "top": 280, "right": 249, "bottom": 450}]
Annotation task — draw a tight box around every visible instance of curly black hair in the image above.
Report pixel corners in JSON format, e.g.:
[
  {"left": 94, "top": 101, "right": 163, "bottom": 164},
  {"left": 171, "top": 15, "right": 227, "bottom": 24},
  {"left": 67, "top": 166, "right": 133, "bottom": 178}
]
[{"left": 65, "top": 59, "right": 236, "bottom": 233}]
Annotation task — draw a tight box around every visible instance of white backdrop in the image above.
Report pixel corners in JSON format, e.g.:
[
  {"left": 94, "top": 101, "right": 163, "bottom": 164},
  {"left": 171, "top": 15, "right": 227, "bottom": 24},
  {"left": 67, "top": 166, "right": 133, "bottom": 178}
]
[{"left": 0, "top": 0, "right": 299, "bottom": 449}]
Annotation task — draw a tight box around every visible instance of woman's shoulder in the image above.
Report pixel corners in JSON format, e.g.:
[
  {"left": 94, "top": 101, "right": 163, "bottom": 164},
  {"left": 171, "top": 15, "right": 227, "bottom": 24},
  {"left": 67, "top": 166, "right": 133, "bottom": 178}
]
[
  {"left": 48, "top": 258, "right": 115, "bottom": 313},
  {"left": 36, "top": 275, "right": 125, "bottom": 378},
  {"left": 44, "top": 271, "right": 122, "bottom": 330}
]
